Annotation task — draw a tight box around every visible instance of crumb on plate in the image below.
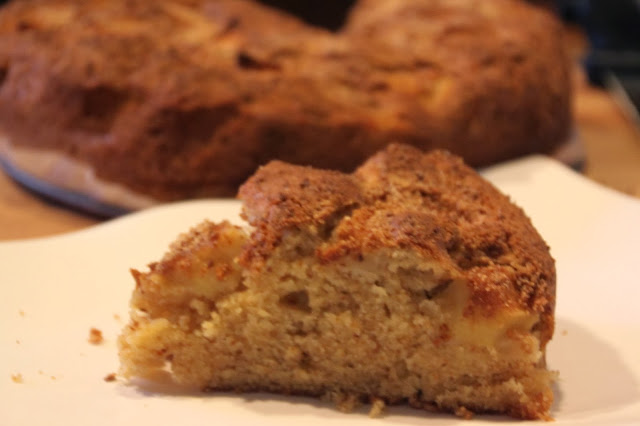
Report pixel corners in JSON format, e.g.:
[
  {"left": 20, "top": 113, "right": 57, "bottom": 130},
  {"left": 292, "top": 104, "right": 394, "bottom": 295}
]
[
  {"left": 369, "top": 398, "right": 386, "bottom": 417},
  {"left": 454, "top": 406, "right": 474, "bottom": 420},
  {"left": 88, "top": 328, "right": 104, "bottom": 344}
]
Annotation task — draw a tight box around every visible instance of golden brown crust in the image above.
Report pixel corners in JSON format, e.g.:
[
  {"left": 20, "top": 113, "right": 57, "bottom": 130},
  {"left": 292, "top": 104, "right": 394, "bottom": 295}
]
[
  {"left": 357, "top": 146, "right": 556, "bottom": 327},
  {"left": 237, "top": 161, "right": 364, "bottom": 267},
  {"left": 0, "top": 0, "right": 571, "bottom": 201},
  {"left": 239, "top": 144, "right": 555, "bottom": 342},
  {"left": 127, "top": 220, "right": 247, "bottom": 330}
]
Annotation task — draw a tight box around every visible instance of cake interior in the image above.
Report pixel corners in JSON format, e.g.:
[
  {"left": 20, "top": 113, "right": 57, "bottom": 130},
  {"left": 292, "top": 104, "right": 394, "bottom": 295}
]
[{"left": 119, "top": 219, "right": 554, "bottom": 419}]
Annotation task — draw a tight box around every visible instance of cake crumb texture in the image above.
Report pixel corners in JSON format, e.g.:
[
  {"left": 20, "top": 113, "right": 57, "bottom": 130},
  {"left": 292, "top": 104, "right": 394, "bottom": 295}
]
[{"left": 119, "top": 144, "right": 556, "bottom": 420}]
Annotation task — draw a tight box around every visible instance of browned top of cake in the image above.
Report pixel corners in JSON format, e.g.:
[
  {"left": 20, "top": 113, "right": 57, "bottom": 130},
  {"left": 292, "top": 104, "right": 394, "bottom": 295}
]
[
  {"left": 239, "top": 144, "right": 556, "bottom": 341},
  {"left": 0, "top": 0, "right": 570, "bottom": 201}
]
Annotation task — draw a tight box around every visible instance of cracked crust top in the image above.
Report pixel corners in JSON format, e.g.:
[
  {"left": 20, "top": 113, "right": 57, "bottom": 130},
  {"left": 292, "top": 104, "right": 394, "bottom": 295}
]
[{"left": 239, "top": 144, "right": 556, "bottom": 344}]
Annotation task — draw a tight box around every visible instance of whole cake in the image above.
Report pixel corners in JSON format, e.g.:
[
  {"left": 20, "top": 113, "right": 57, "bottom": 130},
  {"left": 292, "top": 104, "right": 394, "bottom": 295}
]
[
  {"left": 119, "top": 144, "right": 557, "bottom": 419},
  {"left": 0, "top": 0, "right": 570, "bottom": 208}
]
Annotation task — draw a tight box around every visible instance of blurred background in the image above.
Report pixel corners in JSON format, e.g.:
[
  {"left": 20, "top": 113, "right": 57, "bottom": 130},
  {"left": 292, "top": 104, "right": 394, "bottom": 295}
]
[
  {"left": 552, "top": 0, "right": 640, "bottom": 201},
  {"left": 255, "top": 0, "right": 640, "bottom": 127},
  {"left": 0, "top": 0, "right": 639, "bottom": 239}
]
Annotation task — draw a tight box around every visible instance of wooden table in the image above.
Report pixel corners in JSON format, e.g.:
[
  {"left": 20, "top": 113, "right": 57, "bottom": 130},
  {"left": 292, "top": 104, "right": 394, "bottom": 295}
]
[
  {"left": 1, "top": 75, "right": 640, "bottom": 241},
  {"left": 575, "top": 82, "right": 640, "bottom": 198}
]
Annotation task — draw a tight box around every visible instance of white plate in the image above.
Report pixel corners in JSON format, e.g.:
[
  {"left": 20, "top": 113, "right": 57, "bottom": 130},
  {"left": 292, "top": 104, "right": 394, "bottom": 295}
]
[{"left": 1, "top": 156, "right": 639, "bottom": 425}]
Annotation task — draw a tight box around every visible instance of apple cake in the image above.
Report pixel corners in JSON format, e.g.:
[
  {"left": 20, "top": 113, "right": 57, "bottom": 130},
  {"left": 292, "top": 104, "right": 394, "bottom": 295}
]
[
  {"left": 118, "top": 144, "right": 557, "bottom": 419},
  {"left": 0, "top": 0, "right": 571, "bottom": 207}
]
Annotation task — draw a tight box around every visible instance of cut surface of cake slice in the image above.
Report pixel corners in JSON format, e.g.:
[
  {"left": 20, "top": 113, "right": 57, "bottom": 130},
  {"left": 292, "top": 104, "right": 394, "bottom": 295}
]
[{"left": 118, "top": 144, "right": 556, "bottom": 419}]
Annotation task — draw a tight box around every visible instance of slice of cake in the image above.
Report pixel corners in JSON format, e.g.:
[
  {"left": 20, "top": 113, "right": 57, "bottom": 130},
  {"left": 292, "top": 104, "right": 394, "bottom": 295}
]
[{"left": 118, "top": 144, "right": 556, "bottom": 419}]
